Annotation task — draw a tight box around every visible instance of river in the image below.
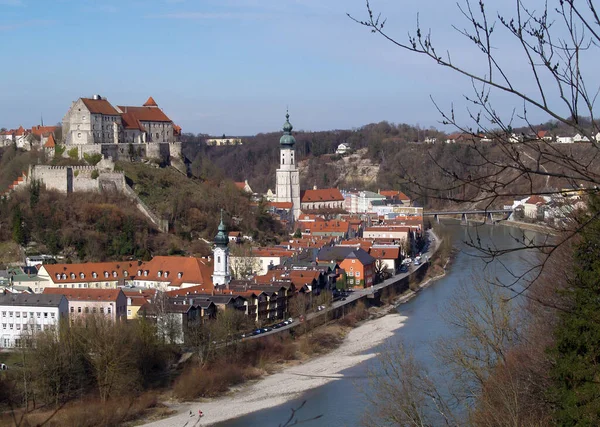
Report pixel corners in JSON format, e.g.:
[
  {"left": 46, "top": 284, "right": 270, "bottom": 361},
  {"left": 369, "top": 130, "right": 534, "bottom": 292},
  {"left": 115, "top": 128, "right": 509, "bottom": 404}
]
[{"left": 215, "top": 222, "right": 544, "bottom": 427}]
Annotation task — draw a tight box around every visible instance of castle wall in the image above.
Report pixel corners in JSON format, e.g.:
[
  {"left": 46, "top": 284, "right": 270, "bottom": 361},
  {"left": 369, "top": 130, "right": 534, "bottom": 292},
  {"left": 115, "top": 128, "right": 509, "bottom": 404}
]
[
  {"left": 29, "top": 165, "right": 125, "bottom": 194},
  {"left": 31, "top": 166, "right": 69, "bottom": 193}
]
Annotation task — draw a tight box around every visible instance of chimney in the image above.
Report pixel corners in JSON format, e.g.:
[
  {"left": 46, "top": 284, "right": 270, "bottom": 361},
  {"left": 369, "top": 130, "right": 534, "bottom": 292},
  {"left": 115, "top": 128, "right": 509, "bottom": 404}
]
[{"left": 313, "top": 185, "right": 317, "bottom": 190}]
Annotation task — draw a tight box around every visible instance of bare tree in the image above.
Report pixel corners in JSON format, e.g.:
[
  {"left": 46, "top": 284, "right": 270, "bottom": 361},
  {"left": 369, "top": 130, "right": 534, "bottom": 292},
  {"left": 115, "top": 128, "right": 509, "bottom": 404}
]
[{"left": 349, "top": 0, "right": 600, "bottom": 296}]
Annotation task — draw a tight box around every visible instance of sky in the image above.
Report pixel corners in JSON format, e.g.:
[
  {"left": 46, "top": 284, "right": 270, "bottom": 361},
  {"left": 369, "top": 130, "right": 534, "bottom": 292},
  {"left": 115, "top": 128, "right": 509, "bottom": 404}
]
[{"left": 0, "top": 0, "right": 597, "bottom": 135}]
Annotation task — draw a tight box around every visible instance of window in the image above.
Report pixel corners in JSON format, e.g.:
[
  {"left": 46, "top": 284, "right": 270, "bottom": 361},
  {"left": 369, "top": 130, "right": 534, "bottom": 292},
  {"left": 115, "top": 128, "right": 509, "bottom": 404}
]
[
  {"left": 36, "top": 312, "right": 40, "bottom": 318},
  {"left": 77, "top": 133, "right": 81, "bottom": 138},
  {"left": 157, "top": 271, "right": 162, "bottom": 277},
  {"left": 92, "top": 272, "right": 97, "bottom": 278},
  {"left": 22, "top": 324, "right": 27, "bottom": 331},
  {"left": 15, "top": 312, "right": 19, "bottom": 318},
  {"left": 127, "top": 310, "right": 132, "bottom": 316},
  {"left": 36, "top": 325, "right": 41, "bottom": 331},
  {"left": 92, "top": 307, "right": 96, "bottom": 313},
  {"left": 1, "top": 311, "right": 5, "bottom": 317},
  {"left": 100, "top": 307, "right": 104, "bottom": 314},
  {"left": 123, "top": 270, "right": 128, "bottom": 276},
  {"left": 44, "top": 312, "right": 48, "bottom": 318},
  {"left": 29, "top": 312, "right": 33, "bottom": 318},
  {"left": 16, "top": 324, "right": 20, "bottom": 330},
  {"left": 107, "top": 307, "right": 112, "bottom": 314},
  {"left": 51, "top": 313, "right": 55, "bottom": 318},
  {"left": 356, "top": 272, "right": 360, "bottom": 277},
  {"left": 77, "top": 307, "right": 82, "bottom": 313},
  {"left": 70, "top": 307, "right": 74, "bottom": 313},
  {"left": 85, "top": 307, "right": 89, "bottom": 313},
  {"left": 113, "top": 272, "right": 117, "bottom": 277},
  {"left": 2, "top": 324, "right": 5, "bottom": 329},
  {"left": 23, "top": 312, "right": 27, "bottom": 318},
  {"left": 104, "top": 272, "right": 109, "bottom": 278},
  {"left": 137, "top": 270, "right": 142, "bottom": 275},
  {"left": 9, "top": 324, "right": 13, "bottom": 329},
  {"left": 70, "top": 273, "right": 75, "bottom": 279},
  {"left": 8, "top": 312, "right": 12, "bottom": 317}
]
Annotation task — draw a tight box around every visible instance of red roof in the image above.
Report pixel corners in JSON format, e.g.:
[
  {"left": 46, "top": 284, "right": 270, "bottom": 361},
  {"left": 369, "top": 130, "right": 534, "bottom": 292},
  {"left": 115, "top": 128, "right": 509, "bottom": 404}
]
[
  {"left": 117, "top": 105, "right": 172, "bottom": 122},
  {"left": 143, "top": 96, "right": 158, "bottom": 107},
  {"left": 300, "top": 188, "right": 344, "bottom": 203},
  {"left": 525, "top": 195, "right": 546, "bottom": 205},
  {"left": 379, "top": 190, "right": 410, "bottom": 201},
  {"left": 234, "top": 182, "right": 246, "bottom": 190},
  {"left": 121, "top": 111, "right": 146, "bottom": 131},
  {"left": 14, "top": 126, "right": 26, "bottom": 136},
  {"left": 302, "top": 220, "right": 349, "bottom": 234},
  {"left": 369, "top": 247, "right": 400, "bottom": 259},
  {"left": 44, "top": 133, "right": 56, "bottom": 148},
  {"left": 81, "top": 98, "right": 120, "bottom": 115},
  {"left": 30, "top": 125, "right": 59, "bottom": 137}
]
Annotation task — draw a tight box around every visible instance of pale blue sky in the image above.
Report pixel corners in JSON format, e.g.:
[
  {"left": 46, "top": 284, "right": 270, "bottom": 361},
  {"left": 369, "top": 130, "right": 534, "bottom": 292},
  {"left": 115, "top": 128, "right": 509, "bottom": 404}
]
[{"left": 0, "top": 0, "right": 592, "bottom": 135}]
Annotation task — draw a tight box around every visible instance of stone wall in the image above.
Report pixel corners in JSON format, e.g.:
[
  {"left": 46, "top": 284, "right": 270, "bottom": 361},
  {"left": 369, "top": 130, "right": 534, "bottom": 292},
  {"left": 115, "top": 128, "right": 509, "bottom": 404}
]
[{"left": 28, "top": 165, "right": 126, "bottom": 194}]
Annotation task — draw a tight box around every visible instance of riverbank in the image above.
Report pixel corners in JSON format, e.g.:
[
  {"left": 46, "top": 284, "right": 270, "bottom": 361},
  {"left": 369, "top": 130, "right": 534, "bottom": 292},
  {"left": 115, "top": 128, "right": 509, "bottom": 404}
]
[
  {"left": 141, "top": 313, "right": 408, "bottom": 427},
  {"left": 497, "top": 219, "right": 557, "bottom": 235}
]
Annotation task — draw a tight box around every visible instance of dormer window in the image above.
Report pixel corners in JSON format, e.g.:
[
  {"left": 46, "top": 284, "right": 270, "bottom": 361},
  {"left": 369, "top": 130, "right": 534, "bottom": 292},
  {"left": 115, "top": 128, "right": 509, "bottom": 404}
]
[
  {"left": 104, "top": 272, "right": 109, "bottom": 278},
  {"left": 55, "top": 274, "right": 60, "bottom": 280},
  {"left": 164, "top": 272, "right": 169, "bottom": 278},
  {"left": 62, "top": 274, "right": 66, "bottom": 279},
  {"left": 177, "top": 272, "right": 183, "bottom": 279},
  {"left": 80, "top": 273, "right": 85, "bottom": 279},
  {"left": 112, "top": 271, "right": 117, "bottom": 277},
  {"left": 92, "top": 272, "right": 97, "bottom": 278},
  {"left": 157, "top": 271, "right": 162, "bottom": 278},
  {"left": 70, "top": 273, "right": 75, "bottom": 279},
  {"left": 144, "top": 271, "right": 148, "bottom": 277},
  {"left": 137, "top": 270, "right": 142, "bottom": 276},
  {"left": 123, "top": 270, "right": 128, "bottom": 276}
]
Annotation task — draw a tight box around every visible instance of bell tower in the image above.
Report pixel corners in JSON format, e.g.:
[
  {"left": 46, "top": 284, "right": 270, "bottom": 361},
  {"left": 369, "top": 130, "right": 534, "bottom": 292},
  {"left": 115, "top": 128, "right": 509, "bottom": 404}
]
[
  {"left": 275, "top": 111, "right": 301, "bottom": 220},
  {"left": 212, "top": 210, "right": 231, "bottom": 287}
]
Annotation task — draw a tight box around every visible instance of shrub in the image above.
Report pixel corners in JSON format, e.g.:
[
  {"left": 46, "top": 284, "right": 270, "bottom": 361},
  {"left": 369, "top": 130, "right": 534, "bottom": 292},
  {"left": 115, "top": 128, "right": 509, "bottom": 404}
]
[
  {"left": 67, "top": 147, "right": 78, "bottom": 160},
  {"left": 91, "top": 170, "right": 99, "bottom": 180},
  {"left": 83, "top": 152, "right": 102, "bottom": 166}
]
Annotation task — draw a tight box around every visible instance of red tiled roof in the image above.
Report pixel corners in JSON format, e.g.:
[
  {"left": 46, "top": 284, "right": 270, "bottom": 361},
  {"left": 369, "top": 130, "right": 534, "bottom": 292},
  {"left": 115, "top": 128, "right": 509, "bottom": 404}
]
[
  {"left": 300, "top": 188, "right": 344, "bottom": 203},
  {"left": 81, "top": 98, "right": 120, "bottom": 115},
  {"left": 379, "top": 190, "right": 410, "bottom": 201},
  {"left": 302, "top": 220, "right": 349, "bottom": 234},
  {"left": 173, "top": 124, "right": 182, "bottom": 136},
  {"left": 30, "top": 125, "right": 59, "bottom": 137},
  {"left": 369, "top": 247, "right": 400, "bottom": 259},
  {"left": 44, "top": 133, "right": 56, "bottom": 148},
  {"left": 43, "top": 288, "right": 123, "bottom": 302},
  {"left": 133, "top": 256, "right": 213, "bottom": 288},
  {"left": 525, "top": 195, "right": 546, "bottom": 205},
  {"left": 234, "top": 182, "right": 246, "bottom": 190},
  {"left": 14, "top": 126, "right": 26, "bottom": 136},
  {"left": 537, "top": 130, "right": 547, "bottom": 139},
  {"left": 41, "top": 261, "right": 138, "bottom": 284},
  {"left": 121, "top": 111, "right": 146, "bottom": 131},
  {"left": 143, "top": 96, "right": 158, "bottom": 107},
  {"left": 117, "top": 105, "right": 172, "bottom": 122}
]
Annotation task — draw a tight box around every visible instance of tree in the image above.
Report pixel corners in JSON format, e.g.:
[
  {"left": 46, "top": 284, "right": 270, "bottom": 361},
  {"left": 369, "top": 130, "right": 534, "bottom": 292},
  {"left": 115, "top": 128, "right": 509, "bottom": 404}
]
[
  {"left": 12, "top": 206, "right": 26, "bottom": 245},
  {"left": 350, "top": 0, "right": 600, "bottom": 295}
]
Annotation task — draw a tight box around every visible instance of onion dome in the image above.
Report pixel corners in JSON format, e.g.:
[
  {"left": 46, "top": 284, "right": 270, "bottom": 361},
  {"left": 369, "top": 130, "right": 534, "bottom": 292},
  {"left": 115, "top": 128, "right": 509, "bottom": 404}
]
[
  {"left": 214, "top": 210, "right": 228, "bottom": 246},
  {"left": 279, "top": 112, "right": 296, "bottom": 146}
]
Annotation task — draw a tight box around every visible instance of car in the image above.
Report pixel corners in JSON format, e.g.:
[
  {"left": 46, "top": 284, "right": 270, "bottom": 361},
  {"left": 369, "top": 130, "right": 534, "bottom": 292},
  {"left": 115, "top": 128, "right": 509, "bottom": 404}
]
[
  {"left": 341, "top": 297, "right": 347, "bottom": 301},
  {"left": 277, "top": 322, "right": 286, "bottom": 328},
  {"left": 252, "top": 329, "right": 262, "bottom": 336},
  {"left": 287, "top": 317, "right": 294, "bottom": 324},
  {"left": 263, "top": 327, "right": 272, "bottom": 333},
  {"left": 0, "top": 363, "right": 7, "bottom": 371}
]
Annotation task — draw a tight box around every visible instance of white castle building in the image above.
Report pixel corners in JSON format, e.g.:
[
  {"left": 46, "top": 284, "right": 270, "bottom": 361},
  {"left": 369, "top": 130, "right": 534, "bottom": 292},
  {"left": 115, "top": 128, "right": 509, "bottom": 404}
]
[
  {"left": 62, "top": 95, "right": 181, "bottom": 146},
  {"left": 275, "top": 112, "right": 301, "bottom": 221}
]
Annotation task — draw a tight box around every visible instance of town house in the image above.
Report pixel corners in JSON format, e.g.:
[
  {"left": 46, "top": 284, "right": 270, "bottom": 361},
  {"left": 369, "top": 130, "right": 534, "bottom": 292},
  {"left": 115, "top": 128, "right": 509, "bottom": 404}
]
[{"left": 43, "top": 288, "right": 127, "bottom": 322}]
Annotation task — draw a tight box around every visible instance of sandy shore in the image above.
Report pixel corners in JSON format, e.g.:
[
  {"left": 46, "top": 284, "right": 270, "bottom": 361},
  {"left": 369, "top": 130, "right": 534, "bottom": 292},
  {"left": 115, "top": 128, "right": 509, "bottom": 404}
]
[{"left": 142, "top": 313, "right": 407, "bottom": 427}]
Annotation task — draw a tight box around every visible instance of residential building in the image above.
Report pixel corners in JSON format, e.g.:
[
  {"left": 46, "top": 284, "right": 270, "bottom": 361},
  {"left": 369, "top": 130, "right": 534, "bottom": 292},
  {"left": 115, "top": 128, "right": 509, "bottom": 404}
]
[
  {"left": 0, "top": 293, "right": 69, "bottom": 348},
  {"left": 275, "top": 112, "right": 301, "bottom": 220},
  {"left": 357, "top": 191, "right": 386, "bottom": 213},
  {"left": 37, "top": 261, "right": 138, "bottom": 291},
  {"left": 335, "top": 143, "right": 351, "bottom": 154},
  {"left": 316, "top": 247, "right": 376, "bottom": 288},
  {"left": 234, "top": 180, "right": 253, "bottom": 193},
  {"left": 300, "top": 220, "right": 351, "bottom": 239},
  {"left": 124, "top": 289, "right": 156, "bottom": 320},
  {"left": 379, "top": 190, "right": 411, "bottom": 206},
  {"left": 230, "top": 247, "right": 295, "bottom": 276},
  {"left": 523, "top": 195, "right": 548, "bottom": 220},
  {"left": 43, "top": 288, "right": 127, "bottom": 322},
  {"left": 363, "top": 226, "right": 411, "bottom": 243},
  {"left": 206, "top": 137, "right": 243, "bottom": 146},
  {"left": 300, "top": 187, "right": 345, "bottom": 211},
  {"left": 131, "top": 256, "right": 214, "bottom": 291}
]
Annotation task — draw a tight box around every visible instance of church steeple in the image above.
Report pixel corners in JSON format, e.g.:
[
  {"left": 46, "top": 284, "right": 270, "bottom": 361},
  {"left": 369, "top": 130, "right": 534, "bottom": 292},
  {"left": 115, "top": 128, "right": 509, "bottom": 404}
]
[
  {"left": 280, "top": 111, "right": 296, "bottom": 146},
  {"left": 212, "top": 209, "right": 231, "bottom": 287}
]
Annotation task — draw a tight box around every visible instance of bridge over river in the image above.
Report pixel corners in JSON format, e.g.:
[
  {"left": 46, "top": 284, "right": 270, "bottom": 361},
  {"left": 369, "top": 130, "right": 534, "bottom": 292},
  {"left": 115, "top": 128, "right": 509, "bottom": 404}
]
[{"left": 424, "top": 208, "right": 513, "bottom": 224}]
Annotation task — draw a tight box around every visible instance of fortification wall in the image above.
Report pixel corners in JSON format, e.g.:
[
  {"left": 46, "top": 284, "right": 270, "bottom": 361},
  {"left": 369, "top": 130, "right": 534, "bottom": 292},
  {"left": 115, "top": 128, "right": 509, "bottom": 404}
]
[{"left": 31, "top": 166, "right": 69, "bottom": 193}]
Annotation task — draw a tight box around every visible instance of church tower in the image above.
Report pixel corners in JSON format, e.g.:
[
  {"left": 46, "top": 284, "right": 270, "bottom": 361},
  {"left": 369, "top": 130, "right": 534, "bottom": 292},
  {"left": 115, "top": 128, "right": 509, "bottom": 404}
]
[
  {"left": 212, "top": 210, "right": 231, "bottom": 287},
  {"left": 276, "top": 112, "right": 301, "bottom": 220}
]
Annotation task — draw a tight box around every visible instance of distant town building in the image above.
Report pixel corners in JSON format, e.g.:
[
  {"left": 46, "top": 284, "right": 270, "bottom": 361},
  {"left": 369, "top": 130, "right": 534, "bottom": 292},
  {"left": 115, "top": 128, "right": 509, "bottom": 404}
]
[
  {"left": 335, "top": 143, "right": 351, "bottom": 154},
  {"left": 206, "top": 137, "right": 243, "bottom": 146},
  {"left": 0, "top": 293, "right": 69, "bottom": 348},
  {"left": 300, "top": 187, "right": 345, "bottom": 210},
  {"left": 212, "top": 212, "right": 232, "bottom": 288},
  {"left": 43, "top": 288, "right": 127, "bottom": 322}
]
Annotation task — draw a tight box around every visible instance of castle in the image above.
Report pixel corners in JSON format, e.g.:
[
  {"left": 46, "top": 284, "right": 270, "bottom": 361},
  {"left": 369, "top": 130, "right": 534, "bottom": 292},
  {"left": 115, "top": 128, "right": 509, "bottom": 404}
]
[{"left": 61, "top": 95, "right": 184, "bottom": 166}]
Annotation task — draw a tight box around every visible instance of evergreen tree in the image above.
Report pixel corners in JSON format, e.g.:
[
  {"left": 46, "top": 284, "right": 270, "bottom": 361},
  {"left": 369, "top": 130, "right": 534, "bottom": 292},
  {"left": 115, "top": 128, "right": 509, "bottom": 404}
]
[
  {"left": 11, "top": 206, "right": 26, "bottom": 245},
  {"left": 550, "top": 196, "right": 600, "bottom": 424}
]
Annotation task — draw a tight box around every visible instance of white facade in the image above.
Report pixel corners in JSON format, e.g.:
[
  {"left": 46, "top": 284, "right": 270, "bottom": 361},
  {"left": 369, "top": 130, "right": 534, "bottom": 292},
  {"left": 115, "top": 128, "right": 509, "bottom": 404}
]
[
  {"left": 212, "top": 245, "right": 231, "bottom": 286},
  {"left": 358, "top": 191, "right": 386, "bottom": 213},
  {"left": 0, "top": 295, "right": 68, "bottom": 348}
]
